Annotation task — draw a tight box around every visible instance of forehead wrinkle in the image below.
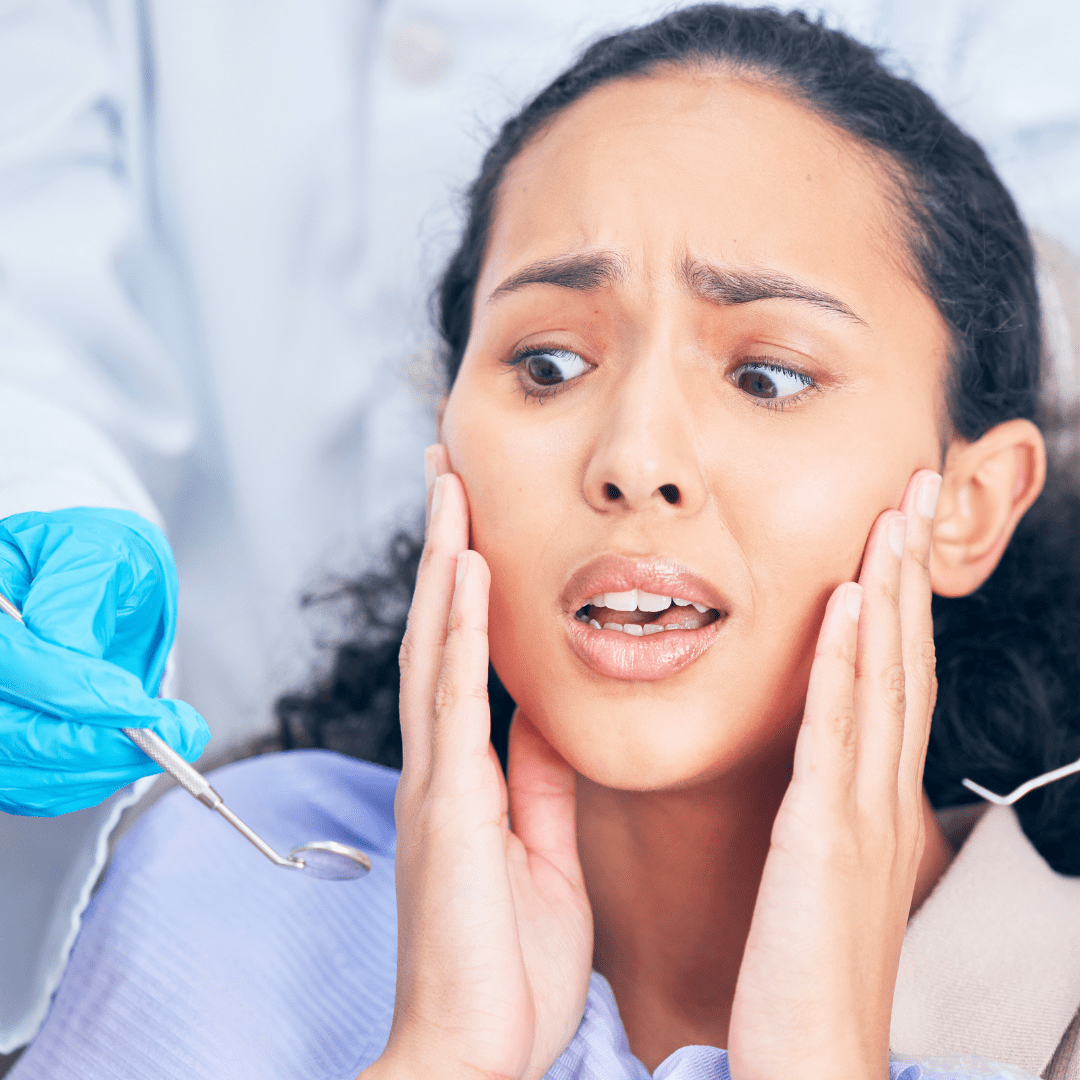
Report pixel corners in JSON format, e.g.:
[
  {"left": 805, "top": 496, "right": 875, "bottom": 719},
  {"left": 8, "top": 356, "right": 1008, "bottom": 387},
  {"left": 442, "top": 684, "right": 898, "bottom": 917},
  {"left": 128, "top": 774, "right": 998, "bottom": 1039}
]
[
  {"left": 488, "top": 250, "right": 628, "bottom": 302},
  {"left": 680, "top": 256, "right": 868, "bottom": 326}
]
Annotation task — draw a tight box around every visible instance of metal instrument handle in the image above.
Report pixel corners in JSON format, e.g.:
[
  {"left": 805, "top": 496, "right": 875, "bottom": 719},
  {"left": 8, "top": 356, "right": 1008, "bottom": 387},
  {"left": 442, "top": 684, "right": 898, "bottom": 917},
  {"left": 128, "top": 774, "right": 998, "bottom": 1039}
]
[
  {"left": 120, "top": 725, "right": 222, "bottom": 809},
  {"left": 122, "top": 728, "right": 297, "bottom": 866}
]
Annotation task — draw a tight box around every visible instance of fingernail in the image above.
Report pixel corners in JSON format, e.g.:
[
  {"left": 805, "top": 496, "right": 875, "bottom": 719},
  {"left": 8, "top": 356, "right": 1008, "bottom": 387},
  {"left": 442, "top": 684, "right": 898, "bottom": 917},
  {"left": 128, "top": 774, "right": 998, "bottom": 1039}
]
[
  {"left": 455, "top": 551, "right": 469, "bottom": 585},
  {"left": 888, "top": 514, "right": 908, "bottom": 559},
  {"left": 917, "top": 472, "right": 942, "bottom": 520},
  {"left": 430, "top": 474, "right": 444, "bottom": 517},
  {"left": 424, "top": 446, "right": 438, "bottom": 491},
  {"left": 845, "top": 582, "right": 863, "bottom": 621}
]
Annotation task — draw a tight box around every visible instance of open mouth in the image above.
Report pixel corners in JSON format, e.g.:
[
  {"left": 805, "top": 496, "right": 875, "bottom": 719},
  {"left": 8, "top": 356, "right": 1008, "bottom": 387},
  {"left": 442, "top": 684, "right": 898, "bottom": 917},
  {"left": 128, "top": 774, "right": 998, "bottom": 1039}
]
[
  {"left": 574, "top": 589, "right": 721, "bottom": 636},
  {"left": 560, "top": 554, "right": 728, "bottom": 680}
]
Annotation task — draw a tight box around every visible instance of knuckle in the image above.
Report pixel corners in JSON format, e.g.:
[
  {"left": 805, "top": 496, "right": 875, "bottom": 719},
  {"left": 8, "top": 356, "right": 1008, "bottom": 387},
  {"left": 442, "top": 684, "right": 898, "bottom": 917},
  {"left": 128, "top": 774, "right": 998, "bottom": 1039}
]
[
  {"left": 445, "top": 605, "right": 467, "bottom": 637},
  {"left": 398, "top": 631, "right": 415, "bottom": 672},
  {"left": 878, "top": 575, "right": 902, "bottom": 609},
  {"left": 880, "top": 662, "right": 907, "bottom": 713},
  {"left": 821, "top": 704, "right": 859, "bottom": 756},
  {"left": 908, "top": 541, "right": 932, "bottom": 574},
  {"left": 432, "top": 670, "right": 457, "bottom": 715},
  {"left": 815, "top": 632, "right": 857, "bottom": 668},
  {"left": 912, "top": 637, "right": 937, "bottom": 672}
]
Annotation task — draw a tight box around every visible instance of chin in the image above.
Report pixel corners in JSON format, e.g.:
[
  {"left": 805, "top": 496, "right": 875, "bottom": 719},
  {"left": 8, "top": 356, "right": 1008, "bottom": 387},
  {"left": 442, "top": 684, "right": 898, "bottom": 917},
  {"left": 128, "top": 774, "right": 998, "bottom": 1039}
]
[{"left": 499, "top": 658, "right": 790, "bottom": 793}]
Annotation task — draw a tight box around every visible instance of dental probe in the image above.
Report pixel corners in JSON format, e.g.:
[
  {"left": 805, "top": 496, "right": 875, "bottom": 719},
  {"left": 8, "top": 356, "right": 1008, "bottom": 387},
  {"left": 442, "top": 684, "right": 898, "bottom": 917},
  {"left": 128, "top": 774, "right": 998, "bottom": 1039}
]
[{"left": 0, "top": 591, "right": 370, "bottom": 881}]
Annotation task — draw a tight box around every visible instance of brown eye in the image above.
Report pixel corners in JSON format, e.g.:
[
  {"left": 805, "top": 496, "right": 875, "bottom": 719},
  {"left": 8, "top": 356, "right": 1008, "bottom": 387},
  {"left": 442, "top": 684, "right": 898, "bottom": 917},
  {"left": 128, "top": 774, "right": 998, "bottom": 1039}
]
[
  {"left": 520, "top": 349, "right": 590, "bottom": 387},
  {"left": 733, "top": 362, "right": 813, "bottom": 402},
  {"left": 737, "top": 368, "right": 778, "bottom": 398}
]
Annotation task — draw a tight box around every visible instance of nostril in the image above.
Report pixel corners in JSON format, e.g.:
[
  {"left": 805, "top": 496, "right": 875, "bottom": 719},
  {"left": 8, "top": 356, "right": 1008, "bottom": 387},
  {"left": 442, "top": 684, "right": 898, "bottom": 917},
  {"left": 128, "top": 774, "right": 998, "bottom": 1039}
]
[
  {"left": 659, "top": 484, "right": 680, "bottom": 505},
  {"left": 605, "top": 482, "right": 623, "bottom": 501}
]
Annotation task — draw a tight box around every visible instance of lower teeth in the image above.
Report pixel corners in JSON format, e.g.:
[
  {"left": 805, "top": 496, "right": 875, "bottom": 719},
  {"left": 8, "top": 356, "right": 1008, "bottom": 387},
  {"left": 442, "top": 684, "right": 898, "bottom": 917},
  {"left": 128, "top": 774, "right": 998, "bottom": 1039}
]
[
  {"left": 576, "top": 608, "right": 709, "bottom": 634},
  {"left": 595, "top": 620, "right": 700, "bottom": 634}
]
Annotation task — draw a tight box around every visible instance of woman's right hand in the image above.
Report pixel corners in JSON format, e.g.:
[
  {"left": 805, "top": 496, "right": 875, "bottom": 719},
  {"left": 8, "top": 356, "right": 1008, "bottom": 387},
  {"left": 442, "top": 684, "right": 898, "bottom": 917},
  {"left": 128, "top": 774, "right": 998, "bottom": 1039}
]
[{"left": 362, "top": 446, "right": 594, "bottom": 1080}]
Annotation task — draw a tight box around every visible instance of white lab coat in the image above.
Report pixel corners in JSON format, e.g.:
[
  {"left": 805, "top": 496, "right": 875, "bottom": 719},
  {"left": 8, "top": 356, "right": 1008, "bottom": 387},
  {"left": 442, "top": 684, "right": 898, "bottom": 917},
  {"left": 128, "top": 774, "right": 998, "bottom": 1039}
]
[{"left": 0, "top": 0, "right": 1077, "bottom": 1054}]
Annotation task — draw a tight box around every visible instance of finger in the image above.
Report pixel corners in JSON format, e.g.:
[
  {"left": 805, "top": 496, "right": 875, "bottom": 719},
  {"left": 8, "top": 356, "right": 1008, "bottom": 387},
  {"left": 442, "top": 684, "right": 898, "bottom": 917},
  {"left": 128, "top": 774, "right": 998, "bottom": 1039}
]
[
  {"left": 792, "top": 581, "right": 862, "bottom": 802},
  {"left": 507, "top": 711, "right": 583, "bottom": 886},
  {"left": 424, "top": 444, "right": 451, "bottom": 532},
  {"left": 853, "top": 508, "right": 907, "bottom": 809},
  {"left": 4, "top": 508, "right": 178, "bottom": 694},
  {"left": 0, "top": 766, "right": 150, "bottom": 816},
  {"left": 427, "top": 550, "right": 493, "bottom": 790},
  {"left": 489, "top": 739, "right": 510, "bottom": 826},
  {"left": 398, "top": 472, "right": 470, "bottom": 780},
  {"left": 0, "top": 617, "right": 209, "bottom": 756},
  {"left": 0, "top": 540, "right": 32, "bottom": 609},
  {"left": 896, "top": 471, "right": 941, "bottom": 797}
]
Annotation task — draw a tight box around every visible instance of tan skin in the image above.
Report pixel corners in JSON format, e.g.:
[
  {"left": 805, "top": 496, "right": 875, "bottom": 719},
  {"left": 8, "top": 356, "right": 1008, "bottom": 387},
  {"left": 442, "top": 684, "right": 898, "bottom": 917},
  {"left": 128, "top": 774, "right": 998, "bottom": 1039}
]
[{"left": 363, "top": 69, "right": 1046, "bottom": 1080}]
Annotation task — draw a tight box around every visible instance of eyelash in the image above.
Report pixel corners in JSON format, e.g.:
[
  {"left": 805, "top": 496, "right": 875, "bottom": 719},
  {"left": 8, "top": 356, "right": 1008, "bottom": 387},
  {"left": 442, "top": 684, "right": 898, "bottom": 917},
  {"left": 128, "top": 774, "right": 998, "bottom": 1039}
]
[
  {"left": 730, "top": 358, "right": 818, "bottom": 411},
  {"left": 505, "top": 348, "right": 819, "bottom": 408},
  {"left": 504, "top": 344, "right": 584, "bottom": 402}
]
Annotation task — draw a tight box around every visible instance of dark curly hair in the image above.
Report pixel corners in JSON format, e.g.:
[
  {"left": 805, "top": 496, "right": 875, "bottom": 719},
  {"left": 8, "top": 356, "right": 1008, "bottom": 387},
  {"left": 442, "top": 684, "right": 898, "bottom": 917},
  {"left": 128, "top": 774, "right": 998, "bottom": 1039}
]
[{"left": 275, "top": 4, "right": 1080, "bottom": 873}]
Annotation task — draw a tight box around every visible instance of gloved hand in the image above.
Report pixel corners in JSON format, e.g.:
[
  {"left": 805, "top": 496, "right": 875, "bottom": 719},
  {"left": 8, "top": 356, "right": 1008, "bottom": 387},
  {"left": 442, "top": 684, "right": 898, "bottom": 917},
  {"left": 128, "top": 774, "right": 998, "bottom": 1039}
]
[{"left": 0, "top": 507, "right": 210, "bottom": 817}]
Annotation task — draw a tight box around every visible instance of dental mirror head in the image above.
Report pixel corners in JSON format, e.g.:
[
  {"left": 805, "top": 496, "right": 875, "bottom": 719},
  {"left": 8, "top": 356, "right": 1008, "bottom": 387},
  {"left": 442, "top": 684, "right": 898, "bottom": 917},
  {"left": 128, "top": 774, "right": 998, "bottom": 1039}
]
[{"left": 287, "top": 840, "right": 372, "bottom": 880}]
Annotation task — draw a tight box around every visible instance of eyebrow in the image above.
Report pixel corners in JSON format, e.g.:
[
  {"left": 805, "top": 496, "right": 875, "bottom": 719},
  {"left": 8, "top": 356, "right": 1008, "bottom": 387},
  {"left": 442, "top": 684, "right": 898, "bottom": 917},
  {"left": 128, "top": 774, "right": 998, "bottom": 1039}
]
[
  {"left": 681, "top": 258, "right": 866, "bottom": 325},
  {"left": 488, "top": 252, "right": 626, "bottom": 300},
  {"left": 486, "top": 250, "right": 866, "bottom": 326}
]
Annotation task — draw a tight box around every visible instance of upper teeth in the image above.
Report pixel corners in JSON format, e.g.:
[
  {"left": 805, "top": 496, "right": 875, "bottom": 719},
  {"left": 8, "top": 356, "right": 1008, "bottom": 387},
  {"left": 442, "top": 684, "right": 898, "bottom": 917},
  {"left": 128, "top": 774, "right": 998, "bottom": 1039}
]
[{"left": 587, "top": 590, "right": 709, "bottom": 614}]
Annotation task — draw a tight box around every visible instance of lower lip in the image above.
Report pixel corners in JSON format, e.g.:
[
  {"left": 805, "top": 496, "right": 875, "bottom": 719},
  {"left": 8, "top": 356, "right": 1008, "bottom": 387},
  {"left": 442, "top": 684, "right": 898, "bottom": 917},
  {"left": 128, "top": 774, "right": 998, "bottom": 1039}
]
[{"left": 564, "top": 614, "right": 723, "bottom": 681}]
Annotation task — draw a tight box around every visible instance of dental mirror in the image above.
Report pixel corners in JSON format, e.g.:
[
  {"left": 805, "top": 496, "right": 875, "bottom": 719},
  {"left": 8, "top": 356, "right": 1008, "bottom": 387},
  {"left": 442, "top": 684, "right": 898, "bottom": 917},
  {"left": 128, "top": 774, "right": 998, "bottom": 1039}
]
[
  {"left": 287, "top": 840, "right": 372, "bottom": 880},
  {"left": 0, "top": 591, "right": 371, "bottom": 881}
]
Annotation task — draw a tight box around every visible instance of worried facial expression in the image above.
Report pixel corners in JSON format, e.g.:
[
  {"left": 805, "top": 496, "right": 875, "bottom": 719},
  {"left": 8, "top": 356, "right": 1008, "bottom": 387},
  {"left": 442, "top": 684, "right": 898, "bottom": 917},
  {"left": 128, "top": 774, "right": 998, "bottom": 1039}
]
[{"left": 441, "top": 70, "right": 950, "bottom": 790}]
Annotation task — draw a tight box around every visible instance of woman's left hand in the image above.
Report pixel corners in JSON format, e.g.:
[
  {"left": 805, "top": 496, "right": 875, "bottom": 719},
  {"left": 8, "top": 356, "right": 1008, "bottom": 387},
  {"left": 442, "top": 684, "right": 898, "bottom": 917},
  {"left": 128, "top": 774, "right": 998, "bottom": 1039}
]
[{"left": 727, "top": 469, "right": 942, "bottom": 1080}]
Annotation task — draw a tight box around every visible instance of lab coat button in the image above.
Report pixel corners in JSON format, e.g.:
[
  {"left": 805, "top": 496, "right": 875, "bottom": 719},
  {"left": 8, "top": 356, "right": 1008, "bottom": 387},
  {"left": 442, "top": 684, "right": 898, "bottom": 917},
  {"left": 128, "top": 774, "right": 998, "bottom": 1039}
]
[{"left": 388, "top": 20, "right": 452, "bottom": 85}]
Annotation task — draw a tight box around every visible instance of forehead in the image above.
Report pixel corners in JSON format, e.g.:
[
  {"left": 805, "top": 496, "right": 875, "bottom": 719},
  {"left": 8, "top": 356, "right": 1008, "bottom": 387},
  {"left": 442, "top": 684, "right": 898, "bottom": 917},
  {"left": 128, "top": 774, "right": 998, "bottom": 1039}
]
[{"left": 480, "top": 70, "right": 927, "bottom": 330}]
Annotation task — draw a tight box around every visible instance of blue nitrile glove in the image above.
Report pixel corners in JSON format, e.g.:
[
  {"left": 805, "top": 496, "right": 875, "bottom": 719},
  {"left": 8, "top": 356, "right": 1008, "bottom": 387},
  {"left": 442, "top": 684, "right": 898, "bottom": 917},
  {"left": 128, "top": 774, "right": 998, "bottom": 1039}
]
[{"left": 0, "top": 508, "right": 210, "bottom": 817}]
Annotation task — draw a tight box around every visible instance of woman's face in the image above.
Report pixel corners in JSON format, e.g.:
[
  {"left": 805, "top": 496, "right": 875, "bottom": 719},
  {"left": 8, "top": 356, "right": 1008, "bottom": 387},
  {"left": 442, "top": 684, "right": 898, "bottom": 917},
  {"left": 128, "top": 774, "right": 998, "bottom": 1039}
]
[{"left": 442, "top": 70, "right": 950, "bottom": 791}]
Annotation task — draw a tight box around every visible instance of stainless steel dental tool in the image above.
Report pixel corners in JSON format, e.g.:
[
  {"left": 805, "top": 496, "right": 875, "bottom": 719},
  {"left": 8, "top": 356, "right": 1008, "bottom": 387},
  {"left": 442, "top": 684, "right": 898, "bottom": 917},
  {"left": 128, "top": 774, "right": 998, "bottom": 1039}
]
[{"left": 0, "top": 592, "right": 370, "bottom": 881}]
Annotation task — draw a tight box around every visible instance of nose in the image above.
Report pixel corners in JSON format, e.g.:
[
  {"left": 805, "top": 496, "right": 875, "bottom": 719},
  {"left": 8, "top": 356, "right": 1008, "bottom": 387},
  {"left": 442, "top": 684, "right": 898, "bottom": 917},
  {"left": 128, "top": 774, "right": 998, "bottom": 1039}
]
[{"left": 582, "top": 358, "right": 707, "bottom": 516}]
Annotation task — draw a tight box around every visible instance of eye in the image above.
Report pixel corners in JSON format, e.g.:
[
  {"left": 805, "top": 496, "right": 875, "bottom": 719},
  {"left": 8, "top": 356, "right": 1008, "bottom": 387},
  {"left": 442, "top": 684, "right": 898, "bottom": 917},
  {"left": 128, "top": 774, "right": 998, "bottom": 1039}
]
[
  {"left": 732, "top": 360, "right": 814, "bottom": 402},
  {"left": 514, "top": 347, "right": 592, "bottom": 388}
]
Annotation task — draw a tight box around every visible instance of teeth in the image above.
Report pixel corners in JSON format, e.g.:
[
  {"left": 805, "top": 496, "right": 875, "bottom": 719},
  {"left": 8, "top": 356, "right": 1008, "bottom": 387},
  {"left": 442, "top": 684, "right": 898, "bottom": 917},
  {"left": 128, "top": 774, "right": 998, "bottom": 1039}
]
[
  {"left": 636, "top": 590, "right": 671, "bottom": 612},
  {"left": 592, "top": 620, "right": 702, "bottom": 635},
  {"left": 584, "top": 591, "right": 712, "bottom": 618}
]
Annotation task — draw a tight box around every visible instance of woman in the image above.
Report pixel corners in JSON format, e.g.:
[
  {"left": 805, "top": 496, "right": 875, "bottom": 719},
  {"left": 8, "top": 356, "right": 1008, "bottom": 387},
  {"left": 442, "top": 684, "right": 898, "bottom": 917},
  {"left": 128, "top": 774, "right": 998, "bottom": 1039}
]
[{"left": 12, "top": 5, "right": 1080, "bottom": 1080}]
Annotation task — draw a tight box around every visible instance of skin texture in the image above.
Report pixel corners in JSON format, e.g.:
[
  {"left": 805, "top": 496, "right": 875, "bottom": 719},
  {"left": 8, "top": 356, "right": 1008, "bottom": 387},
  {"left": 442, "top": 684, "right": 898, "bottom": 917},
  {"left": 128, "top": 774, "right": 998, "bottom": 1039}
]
[{"left": 364, "top": 70, "right": 1046, "bottom": 1080}]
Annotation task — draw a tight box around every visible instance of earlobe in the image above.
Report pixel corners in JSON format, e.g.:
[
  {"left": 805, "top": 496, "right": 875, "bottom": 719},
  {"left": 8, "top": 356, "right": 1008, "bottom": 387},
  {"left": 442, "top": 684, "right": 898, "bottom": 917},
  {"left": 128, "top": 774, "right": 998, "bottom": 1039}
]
[{"left": 930, "top": 419, "right": 1046, "bottom": 598}]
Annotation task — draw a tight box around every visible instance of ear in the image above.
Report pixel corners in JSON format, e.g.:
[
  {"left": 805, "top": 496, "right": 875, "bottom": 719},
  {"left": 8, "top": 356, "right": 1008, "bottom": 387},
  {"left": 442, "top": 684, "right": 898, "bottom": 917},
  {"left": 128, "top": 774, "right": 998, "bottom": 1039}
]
[{"left": 930, "top": 418, "right": 1046, "bottom": 597}]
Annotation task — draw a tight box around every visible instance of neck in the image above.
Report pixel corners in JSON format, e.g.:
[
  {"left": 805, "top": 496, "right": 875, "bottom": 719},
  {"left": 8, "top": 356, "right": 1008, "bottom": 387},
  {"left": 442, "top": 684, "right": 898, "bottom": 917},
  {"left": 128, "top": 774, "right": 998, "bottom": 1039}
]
[
  {"left": 577, "top": 765, "right": 954, "bottom": 1072},
  {"left": 577, "top": 759, "right": 789, "bottom": 1071}
]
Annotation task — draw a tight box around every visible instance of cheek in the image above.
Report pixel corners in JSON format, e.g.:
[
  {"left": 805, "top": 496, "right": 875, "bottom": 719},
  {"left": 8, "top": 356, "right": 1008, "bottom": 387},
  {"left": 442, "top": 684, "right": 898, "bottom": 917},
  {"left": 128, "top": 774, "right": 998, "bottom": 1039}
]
[
  {"left": 443, "top": 381, "right": 570, "bottom": 552},
  {"left": 442, "top": 375, "right": 574, "bottom": 634}
]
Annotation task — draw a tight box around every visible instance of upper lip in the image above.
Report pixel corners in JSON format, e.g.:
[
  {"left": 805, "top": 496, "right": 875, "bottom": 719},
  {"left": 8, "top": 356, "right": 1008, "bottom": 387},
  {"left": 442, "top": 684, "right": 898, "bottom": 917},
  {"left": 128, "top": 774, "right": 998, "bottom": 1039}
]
[{"left": 560, "top": 554, "right": 728, "bottom": 615}]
